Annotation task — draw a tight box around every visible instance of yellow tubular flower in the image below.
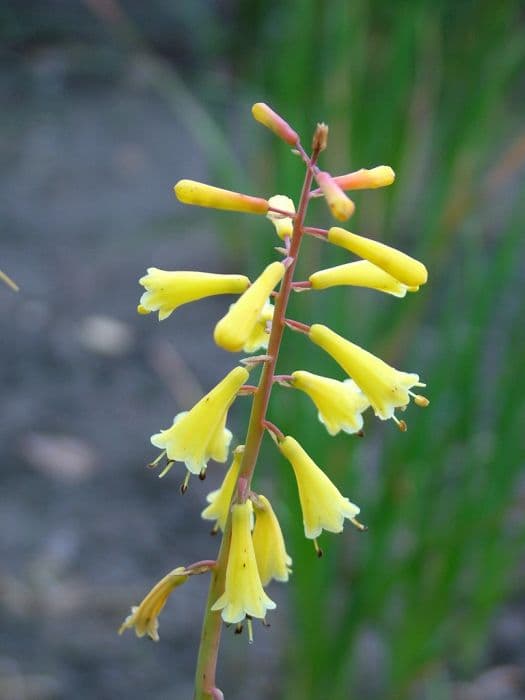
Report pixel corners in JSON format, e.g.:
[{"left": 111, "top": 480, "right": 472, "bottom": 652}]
[
  {"left": 291, "top": 371, "right": 369, "bottom": 436},
  {"left": 278, "top": 436, "right": 361, "bottom": 539},
  {"left": 309, "top": 260, "right": 417, "bottom": 297},
  {"left": 151, "top": 366, "right": 249, "bottom": 474},
  {"left": 138, "top": 268, "right": 250, "bottom": 321},
  {"left": 309, "top": 324, "right": 426, "bottom": 421},
  {"left": 201, "top": 446, "right": 245, "bottom": 531},
  {"left": 266, "top": 195, "right": 295, "bottom": 239},
  {"left": 333, "top": 166, "right": 395, "bottom": 190},
  {"left": 174, "top": 180, "right": 269, "bottom": 214},
  {"left": 242, "top": 301, "right": 274, "bottom": 353},
  {"left": 211, "top": 502, "right": 276, "bottom": 624},
  {"left": 119, "top": 567, "right": 189, "bottom": 641},
  {"left": 328, "top": 227, "right": 427, "bottom": 287},
  {"left": 252, "top": 494, "right": 292, "bottom": 585},
  {"left": 214, "top": 262, "right": 285, "bottom": 352},
  {"left": 251, "top": 103, "right": 299, "bottom": 146},
  {"left": 315, "top": 171, "right": 355, "bottom": 221}
]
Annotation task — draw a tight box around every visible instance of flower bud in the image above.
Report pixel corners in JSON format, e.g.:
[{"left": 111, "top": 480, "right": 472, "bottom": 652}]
[
  {"left": 309, "top": 260, "right": 415, "bottom": 297},
  {"left": 267, "top": 195, "right": 295, "bottom": 239},
  {"left": 251, "top": 103, "right": 299, "bottom": 146},
  {"left": 333, "top": 166, "right": 395, "bottom": 190},
  {"left": 174, "top": 180, "right": 269, "bottom": 214},
  {"left": 315, "top": 171, "right": 355, "bottom": 221}
]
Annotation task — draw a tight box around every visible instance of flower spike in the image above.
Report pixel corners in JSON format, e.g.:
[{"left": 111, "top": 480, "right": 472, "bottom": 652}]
[
  {"left": 211, "top": 502, "right": 276, "bottom": 624},
  {"left": 174, "top": 180, "right": 269, "bottom": 214},
  {"left": 150, "top": 366, "right": 249, "bottom": 474},
  {"left": 291, "top": 370, "right": 369, "bottom": 435},
  {"left": 214, "top": 262, "right": 285, "bottom": 352},
  {"left": 309, "top": 324, "right": 427, "bottom": 421},
  {"left": 251, "top": 103, "right": 299, "bottom": 146},
  {"left": 252, "top": 494, "right": 292, "bottom": 585},
  {"left": 277, "top": 435, "right": 362, "bottom": 538},
  {"left": 327, "top": 226, "right": 428, "bottom": 287},
  {"left": 138, "top": 269, "right": 250, "bottom": 321},
  {"left": 309, "top": 260, "right": 417, "bottom": 297},
  {"left": 202, "top": 446, "right": 245, "bottom": 532}
]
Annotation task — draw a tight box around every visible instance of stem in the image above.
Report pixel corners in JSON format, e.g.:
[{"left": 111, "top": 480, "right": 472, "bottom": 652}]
[{"left": 193, "top": 139, "right": 322, "bottom": 700}]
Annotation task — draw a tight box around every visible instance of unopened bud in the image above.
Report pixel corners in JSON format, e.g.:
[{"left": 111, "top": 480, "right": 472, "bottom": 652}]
[
  {"left": 251, "top": 103, "right": 299, "bottom": 146},
  {"left": 315, "top": 171, "right": 355, "bottom": 221},
  {"left": 312, "top": 123, "right": 329, "bottom": 152},
  {"left": 174, "top": 180, "right": 269, "bottom": 214},
  {"left": 332, "top": 166, "right": 395, "bottom": 191}
]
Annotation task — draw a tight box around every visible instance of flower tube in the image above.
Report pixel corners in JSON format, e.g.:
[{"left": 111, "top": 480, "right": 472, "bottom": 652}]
[
  {"left": 174, "top": 180, "right": 269, "bottom": 214},
  {"left": 309, "top": 260, "right": 416, "bottom": 297},
  {"left": 252, "top": 494, "right": 292, "bottom": 585}
]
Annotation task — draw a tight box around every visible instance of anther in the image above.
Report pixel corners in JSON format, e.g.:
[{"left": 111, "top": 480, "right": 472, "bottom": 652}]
[
  {"left": 210, "top": 524, "right": 219, "bottom": 536},
  {"left": 356, "top": 429, "right": 365, "bottom": 438},
  {"left": 313, "top": 539, "right": 323, "bottom": 558},
  {"left": 199, "top": 468, "right": 207, "bottom": 481},
  {"left": 147, "top": 450, "right": 166, "bottom": 468},
  {"left": 411, "top": 393, "right": 430, "bottom": 407},
  {"left": 393, "top": 416, "right": 407, "bottom": 432},
  {"left": 158, "top": 460, "right": 175, "bottom": 478},
  {"left": 234, "top": 623, "right": 243, "bottom": 635},
  {"left": 180, "top": 471, "right": 191, "bottom": 493}
]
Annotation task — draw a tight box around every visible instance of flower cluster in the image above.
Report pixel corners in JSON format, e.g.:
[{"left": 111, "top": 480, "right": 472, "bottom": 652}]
[{"left": 120, "top": 103, "right": 429, "bottom": 698}]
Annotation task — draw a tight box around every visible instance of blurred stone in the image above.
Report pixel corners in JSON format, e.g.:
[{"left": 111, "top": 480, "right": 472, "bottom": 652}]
[
  {"left": 77, "top": 314, "right": 133, "bottom": 356},
  {"left": 454, "top": 665, "right": 525, "bottom": 700},
  {"left": 20, "top": 433, "right": 97, "bottom": 481}
]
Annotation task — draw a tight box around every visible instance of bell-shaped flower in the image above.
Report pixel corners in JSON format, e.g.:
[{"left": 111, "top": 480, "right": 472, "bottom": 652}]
[
  {"left": 138, "top": 268, "right": 250, "bottom": 321},
  {"left": 278, "top": 436, "right": 361, "bottom": 539},
  {"left": 327, "top": 226, "right": 427, "bottom": 287},
  {"left": 266, "top": 195, "right": 295, "bottom": 239},
  {"left": 252, "top": 494, "right": 292, "bottom": 585},
  {"left": 119, "top": 566, "right": 189, "bottom": 641},
  {"left": 201, "top": 446, "right": 245, "bottom": 532},
  {"left": 315, "top": 171, "right": 355, "bottom": 221},
  {"left": 251, "top": 103, "right": 299, "bottom": 146},
  {"left": 291, "top": 370, "right": 369, "bottom": 435},
  {"left": 242, "top": 301, "right": 274, "bottom": 352},
  {"left": 309, "top": 260, "right": 418, "bottom": 297},
  {"left": 309, "top": 324, "right": 426, "bottom": 421},
  {"left": 214, "top": 262, "right": 285, "bottom": 352},
  {"left": 211, "top": 502, "right": 276, "bottom": 624},
  {"left": 151, "top": 366, "right": 248, "bottom": 474},
  {"left": 174, "top": 179, "right": 269, "bottom": 214}
]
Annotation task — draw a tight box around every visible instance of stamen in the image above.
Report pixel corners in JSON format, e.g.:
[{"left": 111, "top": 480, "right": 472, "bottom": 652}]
[
  {"left": 409, "top": 391, "right": 430, "bottom": 407},
  {"left": 198, "top": 468, "right": 207, "bottom": 481},
  {"left": 210, "top": 524, "right": 219, "bottom": 536},
  {"left": 351, "top": 517, "right": 368, "bottom": 532},
  {"left": 392, "top": 415, "right": 407, "bottom": 432},
  {"left": 246, "top": 617, "right": 254, "bottom": 644},
  {"left": 158, "top": 460, "right": 175, "bottom": 478},
  {"left": 147, "top": 450, "right": 166, "bottom": 468},
  {"left": 313, "top": 539, "right": 323, "bottom": 558},
  {"left": 179, "top": 471, "right": 191, "bottom": 493}
]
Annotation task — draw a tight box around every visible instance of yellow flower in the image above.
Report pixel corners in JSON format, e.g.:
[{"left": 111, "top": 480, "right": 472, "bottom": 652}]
[
  {"left": 251, "top": 103, "right": 299, "bottom": 146},
  {"left": 309, "top": 260, "right": 418, "bottom": 297},
  {"left": 211, "top": 502, "right": 276, "bottom": 623},
  {"left": 309, "top": 324, "right": 426, "bottom": 422},
  {"left": 138, "top": 268, "right": 250, "bottom": 321},
  {"left": 266, "top": 195, "right": 295, "bottom": 239},
  {"left": 119, "top": 567, "right": 189, "bottom": 641},
  {"left": 151, "top": 366, "right": 249, "bottom": 474},
  {"left": 242, "top": 301, "right": 274, "bottom": 352},
  {"left": 201, "top": 446, "right": 245, "bottom": 531},
  {"left": 252, "top": 494, "right": 292, "bottom": 585},
  {"left": 327, "top": 226, "right": 427, "bottom": 287},
  {"left": 291, "top": 370, "right": 369, "bottom": 435},
  {"left": 333, "top": 166, "right": 395, "bottom": 190},
  {"left": 278, "top": 436, "right": 361, "bottom": 539},
  {"left": 315, "top": 171, "right": 355, "bottom": 221},
  {"left": 214, "top": 262, "right": 285, "bottom": 352},
  {"left": 174, "top": 179, "right": 269, "bottom": 214}
]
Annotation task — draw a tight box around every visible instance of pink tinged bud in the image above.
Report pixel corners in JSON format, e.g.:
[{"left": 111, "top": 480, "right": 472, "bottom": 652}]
[
  {"left": 174, "top": 180, "right": 269, "bottom": 214},
  {"left": 327, "top": 227, "right": 428, "bottom": 287},
  {"left": 251, "top": 103, "right": 299, "bottom": 147},
  {"left": 332, "top": 166, "right": 395, "bottom": 191},
  {"left": 315, "top": 171, "right": 355, "bottom": 221}
]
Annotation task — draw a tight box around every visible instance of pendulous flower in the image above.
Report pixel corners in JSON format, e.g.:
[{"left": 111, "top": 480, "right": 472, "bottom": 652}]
[
  {"left": 214, "top": 262, "right": 285, "bottom": 352},
  {"left": 309, "top": 324, "right": 427, "bottom": 423},
  {"left": 327, "top": 226, "right": 427, "bottom": 287},
  {"left": 309, "top": 260, "right": 417, "bottom": 297},
  {"left": 202, "top": 446, "right": 245, "bottom": 532},
  {"left": 266, "top": 195, "right": 295, "bottom": 239},
  {"left": 291, "top": 370, "right": 369, "bottom": 435},
  {"left": 211, "top": 502, "right": 276, "bottom": 624},
  {"left": 278, "top": 435, "right": 361, "bottom": 539},
  {"left": 119, "top": 567, "right": 189, "bottom": 641},
  {"left": 174, "top": 180, "right": 269, "bottom": 214},
  {"left": 151, "top": 366, "right": 249, "bottom": 474},
  {"left": 252, "top": 494, "right": 292, "bottom": 585},
  {"left": 138, "top": 268, "right": 250, "bottom": 321}
]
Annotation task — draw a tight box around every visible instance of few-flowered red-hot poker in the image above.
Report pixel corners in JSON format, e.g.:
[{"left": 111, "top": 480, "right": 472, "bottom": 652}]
[
  {"left": 214, "top": 262, "right": 285, "bottom": 352},
  {"left": 309, "top": 260, "right": 417, "bottom": 298},
  {"left": 315, "top": 171, "right": 355, "bottom": 221},
  {"left": 266, "top": 195, "right": 295, "bottom": 239},
  {"left": 290, "top": 371, "right": 369, "bottom": 436},
  {"left": 308, "top": 324, "right": 428, "bottom": 424},
  {"left": 137, "top": 269, "right": 250, "bottom": 321},
  {"left": 211, "top": 502, "right": 276, "bottom": 624},
  {"left": 311, "top": 166, "right": 395, "bottom": 196},
  {"left": 277, "top": 435, "right": 363, "bottom": 539},
  {"left": 252, "top": 494, "right": 292, "bottom": 585},
  {"left": 251, "top": 103, "right": 299, "bottom": 147},
  {"left": 327, "top": 226, "right": 428, "bottom": 287},
  {"left": 150, "top": 366, "right": 249, "bottom": 475},
  {"left": 174, "top": 179, "right": 269, "bottom": 214},
  {"left": 201, "top": 446, "right": 245, "bottom": 532}
]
